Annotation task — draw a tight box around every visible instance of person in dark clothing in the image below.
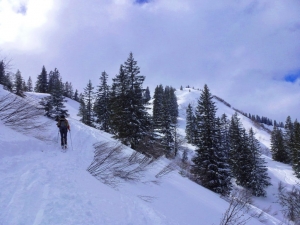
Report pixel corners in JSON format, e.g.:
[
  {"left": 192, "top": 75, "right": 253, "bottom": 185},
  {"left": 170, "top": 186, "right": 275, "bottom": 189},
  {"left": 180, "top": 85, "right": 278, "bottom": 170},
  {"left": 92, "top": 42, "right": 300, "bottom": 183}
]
[{"left": 56, "top": 115, "right": 70, "bottom": 148}]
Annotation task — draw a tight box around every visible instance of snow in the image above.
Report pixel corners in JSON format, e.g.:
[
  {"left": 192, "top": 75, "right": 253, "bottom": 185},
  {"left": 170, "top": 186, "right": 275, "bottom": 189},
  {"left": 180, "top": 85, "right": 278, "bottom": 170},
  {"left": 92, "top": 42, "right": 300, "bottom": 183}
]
[{"left": 0, "top": 85, "right": 299, "bottom": 225}]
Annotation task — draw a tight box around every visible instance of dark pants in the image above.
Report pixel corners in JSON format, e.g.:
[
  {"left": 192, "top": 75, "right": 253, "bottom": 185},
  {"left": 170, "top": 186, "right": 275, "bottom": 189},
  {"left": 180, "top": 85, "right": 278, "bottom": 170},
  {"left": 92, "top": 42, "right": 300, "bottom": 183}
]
[{"left": 60, "top": 128, "right": 68, "bottom": 146}]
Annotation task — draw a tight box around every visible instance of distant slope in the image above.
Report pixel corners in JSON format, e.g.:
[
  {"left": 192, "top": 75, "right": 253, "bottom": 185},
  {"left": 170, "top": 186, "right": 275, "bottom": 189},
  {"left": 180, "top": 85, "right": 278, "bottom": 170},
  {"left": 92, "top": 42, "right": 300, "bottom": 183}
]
[{"left": 176, "top": 87, "right": 300, "bottom": 223}]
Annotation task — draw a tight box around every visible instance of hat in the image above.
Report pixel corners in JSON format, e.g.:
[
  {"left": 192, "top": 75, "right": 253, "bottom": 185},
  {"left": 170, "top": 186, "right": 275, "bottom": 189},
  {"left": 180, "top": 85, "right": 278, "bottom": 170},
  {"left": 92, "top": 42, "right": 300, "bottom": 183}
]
[{"left": 60, "top": 115, "right": 65, "bottom": 119}]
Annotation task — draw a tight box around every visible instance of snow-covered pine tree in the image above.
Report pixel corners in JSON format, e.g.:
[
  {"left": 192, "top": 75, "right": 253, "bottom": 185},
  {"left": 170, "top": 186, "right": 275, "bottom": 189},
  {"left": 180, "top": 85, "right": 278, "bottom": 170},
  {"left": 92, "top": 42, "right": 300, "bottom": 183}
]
[
  {"left": 73, "top": 89, "right": 79, "bottom": 102},
  {"left": 94, "top": 71, "right": 110, "bottom": 132},
  {"left": 40, "top": 68, "right": 68, "bottom": 118},
  {"left": 283, "top": 116, "right": 294, "bottom": 163},
  {"left": 214, "top": 117, "right": 232, "bottom": 195},
  {"left": 77, "top": 93, "right": 87, "bottom": 124},
  {"left": 168, "top": 86, "right": 179, "bottom": 124},
  {"left": 83, "top": 80, "right": 95, "bottom": 127},
  {"left": 123, "top": 52, "right": 151, "bottom": 149},
  {"left": 185, "top": 103, "right": 196, "bottom": 144},
  {"left": 35, "top": 66, "right": 48, "bottom": 93},
  {"left": 26, "top": 76, "right": 33, "bottom": 92},
  {"left": 47, "top": 70, "right": 57, "bottom": 94},
  {"left": 247, "top": 128, "right": 271, "bottom": 196},
  {"left": 109, "top": 65, "right": 132, "bottom": 143},
  {"left": 191, "top": 84, "right": 231, "bottom": 194},
  {"left": 270, "top": 125, "right": 288, "bottom": 163},
  {"left": 228, "top": 113, "right": 252, "bottom": 187},
  {"left": 153, "top": 84, "right": 165, "bottom": 131},
  {"left": 14, "top": 70, "right": 25, "bottom": 97},
  {"left": 143, "top": 86, "right": 151, "bottom": 103},
  {"left": 63, "top": 81, "right": 74, "bottom": 99},
  {"left": 291, "top": 120, "right": 300, "bottom": 178},
  {"left": 220, "top": 113, "right": 230, "bottom": 158},
  {"left": 22, "top": 80, "right": 27, "bottom": 92},
  {"left": 161, "top": 87, "right": 176, "bottom": 157}
]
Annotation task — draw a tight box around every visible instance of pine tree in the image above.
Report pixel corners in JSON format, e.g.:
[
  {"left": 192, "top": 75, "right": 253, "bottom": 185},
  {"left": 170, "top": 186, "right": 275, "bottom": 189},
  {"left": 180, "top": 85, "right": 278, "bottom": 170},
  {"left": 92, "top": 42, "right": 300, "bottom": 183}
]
[
  {"left": 48, "top": 70, "right": 55, "bottom": 94},
  {"left": 247, "top": 128, "right": 271, "bottom": 196},
  {"left": 270, "top": 125, "right": 288, "bottom": 163},
  {"left": 109, "top": 65, "right": 131, "bottom": 140},
  {"left": 26, "top": 76, "right": 33, "bottom": 92},
  {"left": 220, "top": 113, "right": 230, "bottom": 158},
  {"left": 40, "top": 68, "right": 68, "bottom": 118},
  {"left": 215, "top": 117, "right": 232, "bottom": 195},
  {"left": 124, "top": 52, "right": 152, "bottom": 149},
  {"left": 191, "top": 84, "right": 231, "bottom": 194},
  {"left": 123, "top": 53, "right": 152, "bottom": 149},
  {"left": 77, "top": 93, "right": 87, "bottom": 124},
  {"left": 291, "top": 120, "right": 300, "bottom": 178},
  {"left": 153, "top": 84, "right": 165, "bottom": 131},
  {"left": 63, "top": 81, "right": 74, "bottom": 99},
  {"left": 82, "top": 80, "right": 95, "bottom": 127},
  {"left": 94, "top": 71, "right": 110, "bottom": 132},
  {"left": 110, "top": 53, "right": 151, "bottom": 150},
  {"left": 185, "top": 103, "right": 196, "bottom": 144},
  {"left": 3, "top": 73, "right": 13, "bottom": 92},
  {"left": 167, "top": 86, "right": 178, "bottom": 124},
  {"left": 73, "top": 89, "right": 79, "bottom": 102},
  {"left": 143, "top": 86, "right": 151, "bottom": 103},
  {"left": 0, "top": 60, "right": 5, "bottom": 86},
  {"left": 161, "top": 89, "right": 175, "bottom": 157},
  {"left": 228, "top": 113, "right": 252, "bottom": 187},
  {"left": 14, "top": 70, "right": 24, "bottom": 97},
  {"left": 283, "top": 116, "right": 293, "bottom": 163},
  {"left": 35, "top": 66, "right": 48, "bottom": 93}
]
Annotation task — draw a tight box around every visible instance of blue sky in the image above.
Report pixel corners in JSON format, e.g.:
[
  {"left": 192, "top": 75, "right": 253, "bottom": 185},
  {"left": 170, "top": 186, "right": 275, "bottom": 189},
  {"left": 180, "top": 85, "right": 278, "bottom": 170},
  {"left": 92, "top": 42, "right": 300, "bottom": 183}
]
[
  {"left": 285, "top": 71, "right": 300, "bottom": 83},
  {"left": 135, "top": 0, "right": 149, "bottom": 4},
  {"left": 0, "top": 0, "right": 300, "bottom": 122}
]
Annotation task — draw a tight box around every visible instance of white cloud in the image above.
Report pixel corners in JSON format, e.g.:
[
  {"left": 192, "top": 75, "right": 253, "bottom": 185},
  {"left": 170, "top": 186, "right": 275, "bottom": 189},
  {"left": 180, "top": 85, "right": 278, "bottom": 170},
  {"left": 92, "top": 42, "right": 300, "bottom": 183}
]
[
  {"left": 0, "top": 0, "right": 55, "bottom": 51},
  {"left": 1, "top": 0, "right": 300, "bottom": 122}
]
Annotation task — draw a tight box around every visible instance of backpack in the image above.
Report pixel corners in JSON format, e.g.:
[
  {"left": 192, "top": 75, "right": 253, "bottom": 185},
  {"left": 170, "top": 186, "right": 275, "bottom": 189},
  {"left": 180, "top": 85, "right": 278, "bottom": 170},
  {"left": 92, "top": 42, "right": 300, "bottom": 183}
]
[{"left": 59, "top": 119, "right": 68, "bottom": 129}]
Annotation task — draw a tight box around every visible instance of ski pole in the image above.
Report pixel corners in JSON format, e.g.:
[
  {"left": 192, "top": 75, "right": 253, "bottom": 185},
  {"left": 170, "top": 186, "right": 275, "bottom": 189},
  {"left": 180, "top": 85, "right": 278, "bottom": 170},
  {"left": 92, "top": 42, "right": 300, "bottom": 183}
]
[
  {"left": 69, "top": 130, "right": 74, "bottom": 151},
  {"left": 57, "top": 130, "right": 59, "bottom": 143}
]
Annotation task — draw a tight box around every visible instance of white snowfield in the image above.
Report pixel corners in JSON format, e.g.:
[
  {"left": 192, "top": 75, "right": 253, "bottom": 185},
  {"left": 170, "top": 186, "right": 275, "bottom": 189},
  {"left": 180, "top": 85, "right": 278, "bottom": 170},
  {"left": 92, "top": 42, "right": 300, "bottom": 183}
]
[{"left": 0, "top": 86, "right": 299, "bottom": 225}]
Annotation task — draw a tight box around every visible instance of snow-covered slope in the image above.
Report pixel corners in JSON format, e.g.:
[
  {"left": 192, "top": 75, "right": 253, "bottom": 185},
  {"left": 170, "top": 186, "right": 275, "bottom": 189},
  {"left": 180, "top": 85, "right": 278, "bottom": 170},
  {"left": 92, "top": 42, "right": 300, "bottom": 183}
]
[
  {"left": 0, "top": 86, "right": 298, "bottom": 225},
  {"left": 177, "top": 88, "right": 300, "bottom": 223}
]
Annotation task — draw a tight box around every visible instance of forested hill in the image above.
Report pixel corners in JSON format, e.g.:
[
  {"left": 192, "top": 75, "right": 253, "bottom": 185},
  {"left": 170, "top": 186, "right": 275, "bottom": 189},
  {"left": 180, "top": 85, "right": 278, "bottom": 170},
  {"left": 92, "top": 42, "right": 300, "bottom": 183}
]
[{"left": 1, "top": 83, "right": 299, "bottom": 224}]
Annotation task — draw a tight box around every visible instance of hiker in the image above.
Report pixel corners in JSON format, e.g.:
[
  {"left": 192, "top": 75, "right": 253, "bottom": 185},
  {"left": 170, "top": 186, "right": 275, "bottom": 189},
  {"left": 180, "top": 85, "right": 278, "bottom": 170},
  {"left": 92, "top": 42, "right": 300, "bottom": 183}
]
[{"left": 57, "top": 115, "right": 70, "bottom": 148}]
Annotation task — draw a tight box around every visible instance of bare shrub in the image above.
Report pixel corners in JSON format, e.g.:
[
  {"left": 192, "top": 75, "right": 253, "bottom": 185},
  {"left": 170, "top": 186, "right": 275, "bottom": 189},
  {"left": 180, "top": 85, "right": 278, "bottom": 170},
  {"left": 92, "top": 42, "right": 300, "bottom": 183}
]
[
  {"left": 87, "top": 141, "right": 156, "bottom": 188},
  {"left": 155, "top": 162, "right": 176, "bottom": 178},
  {"left": 134, "top": 135, "right": 165, "bottom": 159},
  {"left": 0, "top": 93, "right": 49, "bottom": 140},
  {"left": 219, "top": 188, "right": 252, "bottom": 225},
  {"left": 137, "top": 195, "right": 157, "bottom": 203},
  {"left": 277, "top": 182, "right": 300, "bottom": 224}
]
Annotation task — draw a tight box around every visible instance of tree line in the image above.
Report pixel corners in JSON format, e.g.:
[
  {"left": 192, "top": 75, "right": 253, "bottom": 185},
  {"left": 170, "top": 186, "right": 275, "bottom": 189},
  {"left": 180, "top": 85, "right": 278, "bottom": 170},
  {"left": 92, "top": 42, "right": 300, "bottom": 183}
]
[
  {"left": 77, "top": 53, "right": 179, "bottom": 158},
  {"left": 271, "top": 116, "right": 300, "bottom": 178},
  {"left": 0, "top": 60, "right": 33, "bottom": 97},
  {"left": 185, "top": 84, "right": 271, "bottom": 196},
  {"left": 0, "top": 59, "right": 78, "bottom": 119}
]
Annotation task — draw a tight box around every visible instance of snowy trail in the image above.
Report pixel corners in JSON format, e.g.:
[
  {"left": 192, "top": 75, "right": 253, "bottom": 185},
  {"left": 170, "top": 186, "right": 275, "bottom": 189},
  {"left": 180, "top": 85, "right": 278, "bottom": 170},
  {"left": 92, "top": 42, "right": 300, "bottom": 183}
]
[
  {"left": 0, "top": 142, "right": 175, "bottom": 225},
  {"left": 0, "top": 120, "right": 181, "bottom": 225}
]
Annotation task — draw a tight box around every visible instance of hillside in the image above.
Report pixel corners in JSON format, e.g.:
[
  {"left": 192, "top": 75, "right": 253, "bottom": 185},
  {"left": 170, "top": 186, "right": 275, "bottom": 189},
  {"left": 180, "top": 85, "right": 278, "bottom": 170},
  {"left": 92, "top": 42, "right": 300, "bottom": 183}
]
[{"left": 0, "top": 86, "right": 299, "bottom": 225}]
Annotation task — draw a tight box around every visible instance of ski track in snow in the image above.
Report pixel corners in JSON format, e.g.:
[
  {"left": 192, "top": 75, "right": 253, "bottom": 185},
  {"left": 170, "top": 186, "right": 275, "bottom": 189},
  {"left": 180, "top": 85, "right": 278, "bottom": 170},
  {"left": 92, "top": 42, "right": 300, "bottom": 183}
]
[{"left": 0, "top": 87, "right": 299, "bottom": 225}]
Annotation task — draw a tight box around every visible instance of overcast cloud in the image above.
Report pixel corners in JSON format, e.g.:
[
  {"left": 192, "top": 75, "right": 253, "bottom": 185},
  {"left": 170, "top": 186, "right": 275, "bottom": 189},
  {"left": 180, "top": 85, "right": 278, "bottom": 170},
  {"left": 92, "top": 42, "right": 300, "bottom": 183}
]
[{"left": 0, "top": 0, "right": 300, "bottom": 122}]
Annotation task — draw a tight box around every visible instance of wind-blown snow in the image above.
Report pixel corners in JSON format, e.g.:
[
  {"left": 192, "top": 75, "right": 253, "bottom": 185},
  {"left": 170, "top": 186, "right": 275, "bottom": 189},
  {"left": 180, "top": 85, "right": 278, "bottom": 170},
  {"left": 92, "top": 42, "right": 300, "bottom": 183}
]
[{"left": 0, "top": 86, "right": 299, "bottom": 225}]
